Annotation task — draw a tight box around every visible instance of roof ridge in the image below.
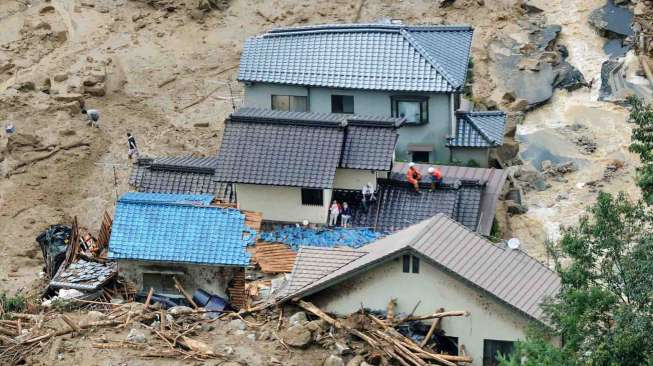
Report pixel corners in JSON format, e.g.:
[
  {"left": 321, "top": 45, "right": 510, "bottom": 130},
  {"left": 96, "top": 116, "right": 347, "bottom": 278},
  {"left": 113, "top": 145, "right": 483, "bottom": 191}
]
[
  {"left": 466, "top": 110, "right": 506, "bottom": 116},
  {"left": 461, "top": 113, "right": 497, "bottom": 145},
  {"left": 264, "top": 23, "right": 473, "bottom": 37},
  {"left": 400, "top": 29, "right": 457, "bottom": 88}
]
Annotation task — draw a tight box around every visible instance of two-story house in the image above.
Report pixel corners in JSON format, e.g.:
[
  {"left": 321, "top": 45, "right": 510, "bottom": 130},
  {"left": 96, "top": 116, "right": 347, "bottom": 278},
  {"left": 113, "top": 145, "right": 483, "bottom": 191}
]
[
  {"left": 237, "top": 22, "right": 506, "bottom": 166},
  {"left": 214, "top": 108, "right": 402, "bottom": 224}
]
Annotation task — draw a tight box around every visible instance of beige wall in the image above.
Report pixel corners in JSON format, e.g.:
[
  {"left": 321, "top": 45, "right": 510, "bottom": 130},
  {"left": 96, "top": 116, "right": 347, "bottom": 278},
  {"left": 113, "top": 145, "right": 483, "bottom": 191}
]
[
  {"left": 333, "top": 169, "right": 379, "bottom": 190},
  {"left": 118, "top": 261, "right": 238, "bottom": 299},
  {"left": 236, "top": 183, "right": 331, "bottom": 224},
  {"left": 309, "top": 253, "right": 535, "bottom": 366}
]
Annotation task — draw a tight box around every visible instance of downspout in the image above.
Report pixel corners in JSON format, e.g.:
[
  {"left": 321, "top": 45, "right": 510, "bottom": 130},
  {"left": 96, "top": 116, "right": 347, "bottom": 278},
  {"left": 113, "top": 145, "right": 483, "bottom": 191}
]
[
  {"left": 450, "top": 93, "right": 456, "bottom": 139},
  {"left": 307, "top": 86, "right": 311, "bottom": 111}
]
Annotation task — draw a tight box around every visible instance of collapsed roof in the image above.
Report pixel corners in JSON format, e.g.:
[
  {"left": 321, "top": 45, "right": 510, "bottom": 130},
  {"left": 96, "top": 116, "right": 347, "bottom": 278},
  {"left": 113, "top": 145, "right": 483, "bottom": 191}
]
[
  {"left": 282, "top": 214, "right": 560, "bottom": 324},
  {"left": 214, "top": 108, "right": 402, "bottom": 188},
  {"left": 239, "top": 23, "right": 474, "bottom": 92},
  {"left": 108, "top": 193, "right": 254, "bottom": 266}
]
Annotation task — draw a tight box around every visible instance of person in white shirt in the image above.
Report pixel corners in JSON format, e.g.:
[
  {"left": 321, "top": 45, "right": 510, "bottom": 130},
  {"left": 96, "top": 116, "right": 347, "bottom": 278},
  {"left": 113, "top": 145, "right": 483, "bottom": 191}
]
[
  {"left": 329, "top": 200, "right": 341, "bottom": 227},
  {"left": 82, "top": 109, "right": 100, "bottom": 128}
]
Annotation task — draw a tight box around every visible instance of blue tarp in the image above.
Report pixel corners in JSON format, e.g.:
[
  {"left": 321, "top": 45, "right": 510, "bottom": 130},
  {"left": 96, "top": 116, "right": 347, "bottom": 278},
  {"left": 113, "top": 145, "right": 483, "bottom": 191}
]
[{"left": 259, "top": 226, "right": 385, "bottom": 251}]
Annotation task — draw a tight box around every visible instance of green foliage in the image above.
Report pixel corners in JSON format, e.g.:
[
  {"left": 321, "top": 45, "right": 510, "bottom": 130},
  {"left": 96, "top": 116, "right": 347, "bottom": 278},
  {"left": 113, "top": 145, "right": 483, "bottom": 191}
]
[
  {"left": 0, "top": 293, "right": 26, "bottom": 317},
  {"left": 500, "top": 192, "right": 653, "bottom": 366},
  {"left": 464, "top": 58, "right": 475, "bottom": 98},
  {"left": 466, "top": 159, "right": 480, "bottom": 167},
  {"left": 627, "top": 96, "right": 653, "bottom": 204},
  {"left": 488, "top": 217, "right": 502, "bottom": 242}
]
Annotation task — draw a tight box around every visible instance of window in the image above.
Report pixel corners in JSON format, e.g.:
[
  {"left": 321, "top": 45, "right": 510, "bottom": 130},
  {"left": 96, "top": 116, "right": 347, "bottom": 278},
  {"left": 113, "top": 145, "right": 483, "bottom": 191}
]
[
  {"left": 412, "top": 151, "right": 430, "bottom": 163},
  {"left": 142, "top": 273, "right": 177, "bottom": 294},
  {"left": 483, "top": 340, "right": 515, "bottom": 366},
  {"left": 331, "top": 95, "right": 354, "bottom": 114},
  {"left": 271, "top": 95, "right": 308, "bottom": 112},
  {"left": 392, "top": 96, "right": 428, "bottom": 124},
  {"left": 301, "top": 188, "right": 323, "bottom": 206},
  {"left": 402, "top": 255, "right": 420, "bottom": 274}
]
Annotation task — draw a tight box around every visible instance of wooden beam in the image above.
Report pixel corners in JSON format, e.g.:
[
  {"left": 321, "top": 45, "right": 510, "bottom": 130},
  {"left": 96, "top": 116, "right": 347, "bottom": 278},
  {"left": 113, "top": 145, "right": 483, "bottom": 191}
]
[
  {"left": 172, "top": 276, "right": 198, "bottom": 309},
  {"left": 420, "top": 307, "right": 444, "bottom": 347}
]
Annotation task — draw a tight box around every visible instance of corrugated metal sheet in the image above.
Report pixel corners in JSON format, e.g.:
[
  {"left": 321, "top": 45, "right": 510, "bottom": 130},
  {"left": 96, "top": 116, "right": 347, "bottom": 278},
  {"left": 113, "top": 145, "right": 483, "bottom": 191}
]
[
  {"left": 284, "top": 214, "right": 560, "bottom": 323},
  {"left": 392, "top": 163, "right": 508, "bottom": 236}
]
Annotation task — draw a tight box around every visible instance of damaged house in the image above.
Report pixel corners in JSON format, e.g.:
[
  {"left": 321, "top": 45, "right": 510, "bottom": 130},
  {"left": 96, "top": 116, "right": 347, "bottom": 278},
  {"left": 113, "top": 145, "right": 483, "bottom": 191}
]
[
  {"left": 214, "top": 108, "right": 402, "bottom": 224},
  {"left": 238, "top": 22, "right": 506, "bottom": 166},
  {"left": 281, "top": 214, "right": 560, "bottom": 366},
  {"left": 107, "top": 192, "right": 256, "bottom": 305}
]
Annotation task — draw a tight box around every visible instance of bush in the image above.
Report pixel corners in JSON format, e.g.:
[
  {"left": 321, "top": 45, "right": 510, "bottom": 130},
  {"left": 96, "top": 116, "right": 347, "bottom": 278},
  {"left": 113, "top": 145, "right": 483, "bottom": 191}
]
[{"left": 0, "top": 293, "right": 26, "bottom": 316}]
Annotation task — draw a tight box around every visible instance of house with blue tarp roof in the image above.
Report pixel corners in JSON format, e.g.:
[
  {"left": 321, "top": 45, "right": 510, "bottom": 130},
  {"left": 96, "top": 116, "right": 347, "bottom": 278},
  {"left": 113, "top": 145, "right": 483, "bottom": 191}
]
[{"left": 108, "top": 192, "right": 255, "bottom": 302}]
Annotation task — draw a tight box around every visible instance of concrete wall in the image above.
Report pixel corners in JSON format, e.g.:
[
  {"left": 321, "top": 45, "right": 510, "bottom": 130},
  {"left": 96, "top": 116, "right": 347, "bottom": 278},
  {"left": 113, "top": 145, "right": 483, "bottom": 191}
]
[
  {"left": 450, "top": 148, "right": 490, "bottom": 168},
  {"left": 243, "top": 83, "right": 454, "bottom": 163},
  {"left": 308, "top": 253, "right": 535, "bottom": 366},
  {"left": 333, "top": 169, "right": 379, "bottom": 190},
  {"left": 118, "top": 260, "right": 238, "bottom": 299},
  {"left": 235, "top": 183, "right": 331, "bottom": 224}
]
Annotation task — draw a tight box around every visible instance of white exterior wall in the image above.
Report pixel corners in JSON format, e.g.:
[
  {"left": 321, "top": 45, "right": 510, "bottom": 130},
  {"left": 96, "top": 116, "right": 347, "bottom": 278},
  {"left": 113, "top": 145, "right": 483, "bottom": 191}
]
[
  {"left": 309, "top": 254, "right": 534, "bottom": 366},
  {"left": 235, "top": 183, "right": 331, "bottom": 224},
  {"left": 333, "top": 169, "right": 379, "bottom": 190},
  {"left": 118, "top": 261, "right": 238, "bottom": 299}
]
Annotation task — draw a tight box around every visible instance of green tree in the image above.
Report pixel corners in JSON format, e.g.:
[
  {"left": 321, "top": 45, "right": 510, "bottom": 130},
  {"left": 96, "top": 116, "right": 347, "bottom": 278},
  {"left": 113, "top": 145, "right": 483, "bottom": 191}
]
[
  {"left": 628, "top": 96, "right": 653, "bottom": 204},
  {"left": 500, "top": 192, "right": 653, "bottom": 366}
]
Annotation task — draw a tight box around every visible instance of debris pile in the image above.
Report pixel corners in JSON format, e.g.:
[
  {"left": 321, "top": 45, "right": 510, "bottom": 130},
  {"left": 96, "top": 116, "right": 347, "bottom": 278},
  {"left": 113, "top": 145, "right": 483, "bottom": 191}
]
[{"left": 259, "top": 226, "right": 385, "bottom": 251}]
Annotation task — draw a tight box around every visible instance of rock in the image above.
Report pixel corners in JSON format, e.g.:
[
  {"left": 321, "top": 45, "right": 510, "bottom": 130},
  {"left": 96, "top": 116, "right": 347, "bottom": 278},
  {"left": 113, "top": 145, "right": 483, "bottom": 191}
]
[
  {"left": 492, "top": 138, "right": 520, "bottom": 162},
  {"left": 83, "top": 71, "right": 106, "bottom": 86},
  {"left": 53, "top": 93, "right": 84, "bottom": 103},
  {"left": 533, "top": 177, "right": 550, "bottom": 191},
  {"left": 228, "top": 319, "right": 246, "bottom": 332},
  {"left": 246, "top": 332, "right": 256, "bottom": 341},
  {"left": 521, "top": 0, "right": 543, "bottom": 13},
  {"left": 53, "top": 101, "right": 81, "bottom": 116},
  {"left": 501, "top": 91, "right": 516, "bottom": 104},
  {"left": 15, "top": 81, "right": 35, "bottom": 92},
  {"left": 541, "top": 160, "right": 553, "bottom": 171},
  {"left": 110, "top": 298, "right": 125, "bottom": 305},
  {"left": 282, "top": 324, "right": 312, "bottom": 348},
  {"left": 509, "top": 99, "right": 529, "bottom": 112},
  {"left": 126, "top": 329, "right": 146, "bottom": 343},
  {"left": 589, "top": 1, "right": 633, "bottom": 38},
  {"left": 168, "top": 306, "right": 193, "bottom": 315},
  {"left": 193, "top": 122, "right": 210, "bottom": 128},
  {"left": 305, "top": 319, "right": 327, "bottom": 332},
  {"left": 201, "top": 323, "right": 214, "bottom": 332},
  {"left": 557, "top": 192, "right": 569, "bottom": 201},
  {"left": 84, "top": 84, "right": 106, "bottom": 97},
  {"left": 333, "top": 341, "right": 350, "bottom": 355},
  {"left": 189, "top": 9, "right": 206, "bottom": 22},
  {"left": 85, "top": 310, "right": 106, "bottom": 323},
  {"left": 506, "top": 200, "right": 528, "bottom": 215},
  {"left": 346, "top": 355, "right": 365, "bottom": 366},
  {"left": 289, "top": 311, "right": 308, "bottom": 326},
  {"left": 324, "top": 355, "right": 345, "bottom": 366},
  {"left": 39, "top": 5, "right": 56, "bottom": 14},
  {"left": 553, "top": 61, "right": 586, "bottom": 91},
  {"left": 555, "top": 161, "right": 579, "bottom": 174},
  {"left": 54, "top": 74, "right": 68, "bottom": 83}
]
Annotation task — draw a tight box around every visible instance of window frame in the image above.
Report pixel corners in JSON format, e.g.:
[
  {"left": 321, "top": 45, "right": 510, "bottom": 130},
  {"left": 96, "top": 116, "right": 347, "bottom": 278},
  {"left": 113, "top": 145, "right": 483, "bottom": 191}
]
[
  {"left": 411, "top": 151, "right": 430, "bottom": 163},
  {"left": 301, "top": 188, "right": 324, "bottom": 206},
  {"left": 271, "top": 95, "right": 308, "bottom": 112},
  {"left": 331, "top": 94, "right": 355, "bottom": 114},
  {"left": 483, "top": 339, "right": 515, "bottom": 366},
  {"left": 412, "top": 255, "right": 420, "bottom": 273},
  {"left": 391, "top": 96, "right": 429, "bottom": 125},
  {"left": 402, "top": 254, "right": 411, "bottom": 273}
]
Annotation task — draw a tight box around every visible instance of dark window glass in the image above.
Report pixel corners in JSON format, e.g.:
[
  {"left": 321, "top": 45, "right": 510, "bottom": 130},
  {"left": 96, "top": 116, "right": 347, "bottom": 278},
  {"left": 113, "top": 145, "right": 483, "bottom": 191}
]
[
  {"left": 271, "top": 95, "right": 308, "bottom": 112},
  {"left": 402, "top": 254, "right": 410, "bottom": 273},
  {"left": 412, "top": 256, "right": 420, "bottom": 273},
  {"left": 454, "top": 93, "right": 461, "bottom": 111},
  {"left": 392, "top": 96, "right": 428, "bottom": 124},
  {"left": 331, "top": 95, "right": 354, "bottom": 114},
  {"left": 483, "top": 340, "right": 515, "bottom": 366},
  {"left": 412, "top": 151, "right": 430, "bottom": 163},
  {"left": 301, "top": 188, "right": 323, "bottom": 206}
]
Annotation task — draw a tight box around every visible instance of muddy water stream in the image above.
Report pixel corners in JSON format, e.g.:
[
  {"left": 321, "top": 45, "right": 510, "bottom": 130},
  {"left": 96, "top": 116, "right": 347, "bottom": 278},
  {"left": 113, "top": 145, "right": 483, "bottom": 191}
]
[{"left": 511, "top": 0, "right": 639, "bottom": 259}]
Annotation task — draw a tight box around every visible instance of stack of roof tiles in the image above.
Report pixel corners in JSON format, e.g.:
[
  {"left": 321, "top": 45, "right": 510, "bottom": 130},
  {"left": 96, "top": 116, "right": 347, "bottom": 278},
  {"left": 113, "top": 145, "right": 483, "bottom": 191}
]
[
  {"left": 238, "top": 23, "right": 474, "bottom": 93},
  {"left": 108, "top": 193, "right": 253, "bottom": 266},
  {"left": 129, "top": 156, "right": 233, "bottom": 201},
  {"left": 282, "top": 214, "right": 560, "bottom": 324},
  {"left": 214, "top": 108, "right": 402, "bottom": 188},
  {"left": 448, "top": 111, "right": 507, "bottom": 148}
]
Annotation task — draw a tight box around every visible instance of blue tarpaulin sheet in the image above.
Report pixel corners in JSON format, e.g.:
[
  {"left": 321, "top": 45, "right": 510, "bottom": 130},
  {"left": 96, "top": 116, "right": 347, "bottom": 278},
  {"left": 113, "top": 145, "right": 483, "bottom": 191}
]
[{"left": 259, "top": 226, "right": 385, "bottom": 251}]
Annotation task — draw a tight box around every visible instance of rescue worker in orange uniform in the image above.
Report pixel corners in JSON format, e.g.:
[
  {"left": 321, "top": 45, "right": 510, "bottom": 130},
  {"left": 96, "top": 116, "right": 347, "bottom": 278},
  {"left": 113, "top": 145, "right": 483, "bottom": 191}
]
[
  {"left": 406, "top": 162, "right": 423, "bottom": 193},
  {"left": 428, "top": 166, "right": 443, "bottom": 191}
]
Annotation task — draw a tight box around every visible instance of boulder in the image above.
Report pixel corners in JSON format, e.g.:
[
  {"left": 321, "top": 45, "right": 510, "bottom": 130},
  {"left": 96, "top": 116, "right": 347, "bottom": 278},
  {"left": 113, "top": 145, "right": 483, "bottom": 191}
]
[
  {"left": 305, "top": 319, "right": 327, "bottom": 333},
  {"left": 588, "top": 2, "right": 633, "bottom": 38},
  {"left": 53, "top": 73, "right": 68, "bottom": 82},
  {"left": 289, "top": 311, "right": 308, "bottom": 326},
  {"left": 282, "top": 324, "right": 312, "bottom": 348},
  {"left": 84, "top": 84, "right": 106, "bottom": 97},
  {"left": 228, "top": 319, "right": 246, "bottom": 332},
  {"left": 333, "top": 342, "right": 350, "bottom": 355},
  {"left": 492, "top": 138, "right": 520, "bottom": 162},
  {"left": 126, "top": 328, "right": 147, "bottom": 343},
  {"left": 39, "top": 5, "right": 56, "bottom": 14},
  {"left": 521, "top": 0, "right": 544, "bottom": 14},
  {"left": 553, "top": 61, "right": 587, "bottom": 91},
  {"left": 53, "top": 93, "right": 84, "bottom": 103},
  {"left": 346, "top": 355, "right": 365, "bottom": 366},
  {"left": 15, "top": 81, "right": 35, "bottom": 92},
  {"left": 324, "top": 355, "right": 345, "bottom": 366},
  {"left": 509, "top": 99, "right": 529, "bottom": 112}
]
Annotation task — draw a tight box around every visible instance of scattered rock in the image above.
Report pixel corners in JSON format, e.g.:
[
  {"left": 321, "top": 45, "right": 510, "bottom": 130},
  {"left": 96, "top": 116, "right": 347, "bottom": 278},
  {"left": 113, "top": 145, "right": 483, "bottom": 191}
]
[
  {"left": 83, "top": 84, "right": 106, "bottom": 97},
  {"left": 289, "top": 311, "right": 308, "bottom": 326},
  {"left": 39, "top": 5, "right": 56, "bottom": 14},
  {"left": 282, "top": 324, "right": 312, "bottom": 348},
  {"left": 53, "top": 93, "right": 84, "bottom": 103},
  {"left": 333, "top": 341, "right": 350, "bottom": 355},
  {"left": 15, "top": 81, "right": 35, "bottom": 92},
  {"left": 305, "top": 319, "right": 327, "bottom": 333},
  {"left": 53, "top": 73, "right": 68, "bottom": 83},
  {"left": 324, "top": 355, "right": 345, "bottom": 366},
  {"left": 589, "top": 1, "right": 634, "bottom": 38},
  {"left": 521, "top": 0, "right": 544, "bottom": 14},
  {"left": 193, "top": 122, "right": 210, "bottom": 128},
  {"left": 126, "top": 329, "right": 146, "bottom": 343},
  {"left": 168, "top": 306, "right": 193, "bottom": 315},
  {"left": 83, "top": 71, "right": 106, "bottom": 87},
  {"left": 228, "top": 319, "right": 246, "bottom": 332}
]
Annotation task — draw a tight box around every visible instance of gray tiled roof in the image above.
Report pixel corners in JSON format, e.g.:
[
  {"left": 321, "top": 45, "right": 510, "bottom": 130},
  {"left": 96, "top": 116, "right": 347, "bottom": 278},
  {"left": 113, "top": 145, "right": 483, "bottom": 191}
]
[
  {"left": 129, "top": 157, "right": 233, "bottom": 201},
  {"left": 392, "top": 163, "right": 508, "bottom": 235},
  {"left": 448, "top": 111, "right": 507, "bottom": 148},
  {"left": 284, "top": 214, "right": 561, "bottom": 323},
  {"left": 238, "top": 23, "right": 473, "bottom": 92},
  {"left": 214, "top": 108, "right": 399, "bottom": 188},
  {"left": 351, "top": 179, "right": 482, "bottom": 233}
]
